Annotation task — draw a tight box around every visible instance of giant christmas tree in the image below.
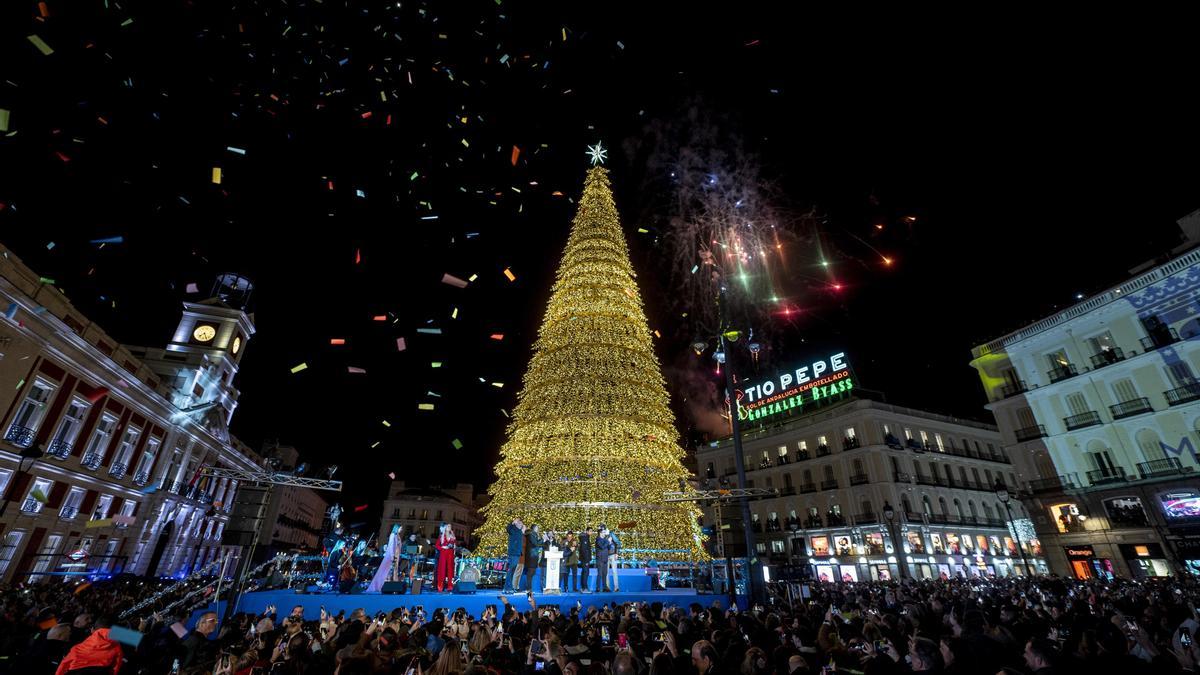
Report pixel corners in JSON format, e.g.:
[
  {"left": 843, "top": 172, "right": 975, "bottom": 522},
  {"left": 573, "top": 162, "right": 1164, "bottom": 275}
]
[{"left": 476, "top": 156, "right": 706, "bottom": 561}]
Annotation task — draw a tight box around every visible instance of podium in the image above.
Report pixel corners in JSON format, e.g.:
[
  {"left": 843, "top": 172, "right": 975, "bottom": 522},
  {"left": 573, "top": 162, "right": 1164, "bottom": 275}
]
[{"left": 543, "top": 547, "right": 563, "bottom": 594}]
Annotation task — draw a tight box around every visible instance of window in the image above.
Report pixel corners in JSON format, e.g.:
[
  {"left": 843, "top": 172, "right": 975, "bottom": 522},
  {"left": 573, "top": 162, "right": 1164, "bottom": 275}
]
[
  {"left": 7, "top": 380, "right": 55, "bottom": 444},
  {"left": 777, "top": 445, "right": 788, "bottom": 457},
  {"left": 968, "top": 501, "right": 978, "bottom": 518},
  {"left": 50, "top": 398, "right": 90, "bottom": 454},
  {"left": 852, "top": 458, "right": 865, "bottom": 475},
  {"left": 844, "top": 427, "right": 856, "bottom": 440},
  {"left": 959, "top": 467, "right": 969, "bottom": 485},
  {"left": 0, "top": 531, "right": 24, "bottom": 577},
  {"left": 1066, "top": 392, "right": 1090, "bottom": 416},
  {"left": 93, "top": 494, "right": 113, "bottom": 520},
  {"left": 1166, "top": 361, "right": 1196, "bottom": 387},
  {"left": 934, "top": 433, "right": 945, "bottom": 451},
  {"left": 1049, "top": 503, "right": 1085, "bottom": 533},
  {"left": 0, "top": 469, "right": 12, "bottom": 499},
  {"left": 903, "top": 427, "right": 913, "bottom": 440},
  {"left": 1104, "top": 497, "right": 1148, "bottom": 527},
  {"left": 111, "top": 425, "right": 140, "bottom": 468},
  {"left": 1086, "top": 331, "right": 1116, "bottom": 355},
  {"left": 134, "top": 438, "right": 160, "bottom": 481},
  {"left": 798, "top": 440, "right": 807, "bottom": 451},
  {"left": 770, "top": 540, "right": 785, "bottom": 554},
  {"left": 436, "top": 510, "right": 443, "bottom": 521},
  {"left": 1046, "top": 349, "right": 1071, "bottom": 369},
  {"left": 882, "top": 423, "right": 891, "bottom": 435},
  {"left": 954, "top": 499, "right": 964, "bottom": 518},
  {"left": 817, "top": 435, "right": 828, "bottom": 447},
  {"left": 420, "top": 509, "right": 429, "bottom": 520},
  {"left": 62, "top": 487, "right": 85, "bottom": 518},
  {"left": 23, "top": 478, "right": 53, "bottom": 513},
  {"left": 81, "top": 414, "right": 117, "bottom": 465},
  {"left": 29, "top": 534, "right": 63, "bottom": 580},
  {"left": 986, "top": 442, "right": 996, "bottom": 455},
  {"left": 922, "top": 496, "right": 932, "bottom": 515},
  {"left": 919, "top": 430, "right": 930, "bottom": 446},
  {"left": 1135, "top": 429, "right": 1165, "bottom": 461},
  {"left": 972, "top": 468, "right": 982, "bottom": 484}
]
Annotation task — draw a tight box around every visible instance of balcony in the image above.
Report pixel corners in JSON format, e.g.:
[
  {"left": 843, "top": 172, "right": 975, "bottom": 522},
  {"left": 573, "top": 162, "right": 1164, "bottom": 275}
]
[
  {"left": 1086, "top": 467, "right": 1127, "bottom": 486},
  {"left": 853, "top": 512, "right": 878, "bottom": 525},
  {"left": 1137, "top": 457, "right": 1186, "bottom": 480},
  {"left": 1029, "top": 475, "right": 1077, "bottom": 493},
  {"left": 915, "top": 473, "right": 942, "bottom": 487},
  {"left": 46, "top": 440, "right": 73, "bottom": 459},
  {"left": 167, "top": 480, "right": 185, "bottom": 495},
  {"left": 804, "top": 516, "right": 823, "bottom": 528},
  {"left": 1089, "top": 348, "right": 1126, "bottom": 370},
  {"left": 827, "top": 513, "right": 846, "bottom": 527},
  {"left": 777, "top": 485, "right": 797, "bottom": 497},
  {"left": 904, "top": 511, "right": 925, "bottom": 524},
  {"left": 1014, "top": 424, "right": 1048, "bottom": 442},
  {"left": 133, "top": 471, "right": 150, "bottom": 486},
  {"left": 1063, "top": 411, "right": 1102, "bottom": 431},
  {"left": 108, "top": 462, "right": 128, "bottom": 479},
  {"left": 1000, "top": 380, "right": 1028, "bottom": 399},
  {"left": 849, "top": 473, "right": 869, "bottom": 486},
  {"left": 842, "top": 437, "right": 861, "bottom": 451},
  {"left": 1047, "top": 363, "right": 1079, "bottom": 383},
  {"left": 799, "top": 483, "right": 817, "bottom": 494},
  {"left": 20, "top": 498, "right": 42, "bottom": 513},
  {"left": 884, "top": 434, "right": 903, "bottom": 449},
  {"left": 796, "top": 450, "right": 810, "bottom": 461},
  {"left": 81, "top": 452, "right": 103, "bottom": 470},
  {"left": 820, "top": 479, "right": 839, "bottom": 491},
  {"left": 59, "top": 505, "right": 79, "bottom": 520},
  {"left": 816, "top": 445, "right": 832, "bottom": 457},
  {"left": 893, "top": 471, "right": 911, "bottom": 483},
  {"left": 1165, "top": 383, "right": 1200, "bottom": 406},
  {"left": 4, "top": 425, "right": 35, "bottom": 448},
  {"left": 1140, "top": 326, "right": 1180, "bottom": 352},
  {"left": 1109, "top": 397, "right": 1153, "bottom": 420}
]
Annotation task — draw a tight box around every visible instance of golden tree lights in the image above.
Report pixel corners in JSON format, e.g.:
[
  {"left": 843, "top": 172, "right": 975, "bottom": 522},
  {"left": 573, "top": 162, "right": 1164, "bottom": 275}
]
[{"left": 475, "top": 166, "right": 708, "bottom": 561}]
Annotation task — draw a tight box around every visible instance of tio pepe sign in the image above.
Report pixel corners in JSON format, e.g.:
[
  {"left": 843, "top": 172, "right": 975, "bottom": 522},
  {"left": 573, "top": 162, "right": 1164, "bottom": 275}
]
[{"left": 736, "top": 352, "right": 853, "bottom": 423}]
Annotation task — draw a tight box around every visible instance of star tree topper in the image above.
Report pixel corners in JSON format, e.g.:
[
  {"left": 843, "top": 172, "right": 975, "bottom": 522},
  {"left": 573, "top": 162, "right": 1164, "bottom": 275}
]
[{"left": 586, "top": 142, "right": 607, "bottom": 166}]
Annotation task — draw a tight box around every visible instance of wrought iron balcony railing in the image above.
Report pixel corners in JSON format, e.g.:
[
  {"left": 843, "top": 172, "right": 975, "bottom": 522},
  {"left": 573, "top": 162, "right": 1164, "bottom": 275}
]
[
  {"left": 1047, "top": 363, "right": 1079, "bottom": 383},
  {"left": 1064, "top": 411, "right": 1102, "bottom": 430},
  {"left": 108, "top": 462, "right": 127, "bottom": 479},
  {"left": 1165, "top": 383, "right": 1200, "bottom": 406},
  {"left": 1014, "top": 424, "right": 1047, "bottom": 442},
  {"left": 133, "top": 471, "right": 150, "bottom": 486},
  {"left": 46, "top": 439, "right": 73, "bottom": 459},
  {"left": 4, "top": 425, "right": 35, "bottom": 448},
  {"left": 1086, "top": 466, "right": 1127, "bottom": 486},
  {"left": 81, "top": 451, "right": 103, "bottom": 470},
  {"left": 1089, "top": 348, "right": 1126, "bottom": 369},
  {"left": 59, "top": 506, "right": 79, "bottom": 520},
  {"left": 1136, "top": 457, "right": 1185, "bottom": 479},
  {"left": 1110, "top": 397, "right": 1153, "bottom": 420}
]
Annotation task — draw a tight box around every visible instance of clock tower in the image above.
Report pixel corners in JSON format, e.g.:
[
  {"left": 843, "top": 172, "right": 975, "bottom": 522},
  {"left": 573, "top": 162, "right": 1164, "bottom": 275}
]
[{"left": 151, "top": 274, "right": 256, "bottom": 440}]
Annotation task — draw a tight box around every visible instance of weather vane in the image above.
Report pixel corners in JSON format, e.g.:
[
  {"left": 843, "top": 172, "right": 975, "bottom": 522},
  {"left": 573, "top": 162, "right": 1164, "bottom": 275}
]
[{"left": 586, "top": 142, "right": 607, "bottom": 166}]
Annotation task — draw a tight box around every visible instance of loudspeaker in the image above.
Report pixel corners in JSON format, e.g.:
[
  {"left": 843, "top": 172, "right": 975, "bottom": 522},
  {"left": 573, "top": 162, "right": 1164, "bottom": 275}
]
[
  {"left": 453, "top": 581, "right": 477, "bottom": 594},
  {"left": 410, "top": 578, "right": 424, "bottom": 595},
  {"left": 382, "top": 581, "right": 406, "bottom": 595}
]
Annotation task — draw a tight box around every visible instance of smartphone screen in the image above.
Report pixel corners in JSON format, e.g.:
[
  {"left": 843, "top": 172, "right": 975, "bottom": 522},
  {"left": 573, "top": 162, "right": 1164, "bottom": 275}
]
[
  {"left": 600, "top": 626, "right": 611, "bottom": 645},
  {"left": 617, "top": 633, "right": 629, "bottom": 650},
  {"left": 535, "top": 662, "right": 545, "bottom": 671},
  {"left": 1181, "top": 629, "right": 1193, "bottom": 648}
]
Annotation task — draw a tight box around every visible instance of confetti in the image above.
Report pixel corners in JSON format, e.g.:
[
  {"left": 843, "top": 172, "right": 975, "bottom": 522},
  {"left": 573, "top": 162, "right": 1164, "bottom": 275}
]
[
  {"left": 226, "top": 146, "right": 246, "bottom": 155},
  {"left": 211, "top": 167, "right": 222, "bottom": 184},
  {"left": 347, "top": 366, "right": 367, "bottom": 374},
  {"left": 490, "top": 334, "right": 504, "bottom": 340},
  {"left": 416, "top": 328, "right": 442, "bottom": 335},
  {"left": 27, "top": 34, "right": 54, "bottom": 56},
  {"left": 396, "top": 337, "right": 407, "bottom": 351},
  {"left": 85, "top": 387, "right": 109, "bottom": 404},
  {"left": 451, "top": 438, "right": 463, "bottom": 449},
  {"left": 186, "top": 283, "right": 200, "bottom": 293},
  {"left": 46, "top": 242, "right": 55, "bottom": 250},
  {"left": 89, "top": 236, "right": 124, "bottom": 245},
  {"left": 382, "top": 420, "right": 391, "bottom": 427},
  {"left": 355, "top": 248, "right": 362, "bottom": 264},
  {"left": 441, "top": 273, "right": 468, "bottom": 288},
  {"left": 330, "top": 338, "right": 346, "bottom": 345},
  {"left": 431, "top": 361, "right": 442, "bottom": 368},
  {"left": 0, "top": 109, "right": 9, "bottom": 133},
  {"left": 503, "top": 268, "right": 516, "bottom": 282},
  {"left": 373, "top": 315, "right": 387, "bottom": 321},
  {"left": 85, "top": 518, "right": 113, "bottom": 529},
  {"left": 418, "top": 403, "right": 435, "bottom": 411},
  {"left": 353, "top": 504, "right": 368, "bottom": 512},
  {"left": 4, "top": 303, "right": 17, "bottom": 320},
  {"left": 290, "top": 363, "right": 308, "bottom": 374},
  {"left": 388, "top": 472, "right": 396, "bottom": 480},
  {"left": 511, "top": 145, "right": 520, "bottom": 166}
]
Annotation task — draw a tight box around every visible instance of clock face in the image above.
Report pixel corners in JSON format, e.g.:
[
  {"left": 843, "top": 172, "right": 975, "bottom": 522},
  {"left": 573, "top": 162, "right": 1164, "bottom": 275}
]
[
  {"left": 231, "top": 336, "right": 242, "bottom": 354},
  {"left": 192, "top": 324, "right": 217, "bottom": 343}
]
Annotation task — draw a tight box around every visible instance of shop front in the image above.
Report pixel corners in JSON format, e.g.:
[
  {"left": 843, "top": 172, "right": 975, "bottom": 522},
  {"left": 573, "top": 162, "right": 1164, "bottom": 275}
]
[
  {"left": 1064, "top": 545, "right": 1114, "bottom": 580},
  {"left": 1119, "top": 543, "right": 1173, "bottom": 577},
  {"left": 1170, "top": 537, "right": 1200, "bottom": 576}
]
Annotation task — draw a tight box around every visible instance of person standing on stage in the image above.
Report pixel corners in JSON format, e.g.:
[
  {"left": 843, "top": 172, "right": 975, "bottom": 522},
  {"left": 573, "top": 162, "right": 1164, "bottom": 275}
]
[
  {"left": 563, "top": 531, "right": 580, "bottom": 592},
  {"left": 524, "top": 523, "right": 544, "bottom": 592},
  {"left": 504, "top": 517, "right": 525, "bottom": 593},
  {"left": 607, "top": 527, "right": 622, "bottom": 592},
  {"left": 367, "top": 524, "right": 403, "bottom": 593},
  {"left": 595, "top": 525, "right": 614, "bottom": 592},
  {"left": 578, "top": 527, "right": 594, "bottom": 592},
  {"left": 435, "top": 522, "right": 457, "bottom": 592}
]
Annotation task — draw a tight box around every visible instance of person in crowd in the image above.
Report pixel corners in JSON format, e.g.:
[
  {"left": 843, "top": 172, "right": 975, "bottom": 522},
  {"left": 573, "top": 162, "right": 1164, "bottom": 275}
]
[{"left": 55, "top": 614, "right": 122, "bottom": 675}]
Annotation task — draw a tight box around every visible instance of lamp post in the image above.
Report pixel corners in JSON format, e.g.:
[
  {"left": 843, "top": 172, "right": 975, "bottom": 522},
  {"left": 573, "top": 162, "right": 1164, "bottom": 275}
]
[
  {"left": 0, "top": 444, "right": 45, "bottom": 522},
  {"left": 883, "top": 501, "right": 908, "bottom": 579},
  {"left": 995, "top": 480, "right": 1031, "bottom": 577}
]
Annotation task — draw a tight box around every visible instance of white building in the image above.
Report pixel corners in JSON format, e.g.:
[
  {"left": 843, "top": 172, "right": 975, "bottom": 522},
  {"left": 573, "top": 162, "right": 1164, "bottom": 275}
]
[
  {"left": 971, "top": 212, "right": 1200, "bottom": 579},
  {"left": 378, "top": 482, "right": 481, "bottom": 548},
  {"left": 697, "top": 392, "right": 1049, "bottom": 582},
  {"left": 0, "top": 243, "right": 264, "bottom": 582}
]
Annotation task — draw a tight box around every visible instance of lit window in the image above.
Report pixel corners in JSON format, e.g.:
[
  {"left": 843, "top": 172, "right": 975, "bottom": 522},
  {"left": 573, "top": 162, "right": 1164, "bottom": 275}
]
[
  {"left": 904, "top": 428, "right": 913, "bottom": 440},
  {"left": 844, "top": 427, "right": 856, "bottom": 440},
  {"left": 934, "top": 433, "right": 945, "bottom": 451},
  {"left": 6, "top": 380, "right": 55, "bottom": 445},
  {"left": 49, "top": 398, "right": 90, "bottom": 454}
]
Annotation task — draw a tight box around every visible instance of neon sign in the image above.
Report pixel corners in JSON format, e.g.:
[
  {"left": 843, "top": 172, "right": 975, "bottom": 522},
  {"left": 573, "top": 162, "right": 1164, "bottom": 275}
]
[{"left": 737, "top": 352, "right": 854, "bottom": 422}]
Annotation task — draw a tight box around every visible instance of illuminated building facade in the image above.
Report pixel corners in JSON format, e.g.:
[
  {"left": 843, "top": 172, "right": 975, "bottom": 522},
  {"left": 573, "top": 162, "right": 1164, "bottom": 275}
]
[
  {"left": 0, "top": 243, "right": 264, "bottom": 582},
  {"left": 971, "top": 211, "right": 1200, "bottom": 578}
]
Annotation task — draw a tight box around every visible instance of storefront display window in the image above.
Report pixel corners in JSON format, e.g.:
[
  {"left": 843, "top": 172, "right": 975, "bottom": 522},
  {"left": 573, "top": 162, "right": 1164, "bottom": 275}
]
[
  {"left": 811, "top": 536, "right": 830, "bottom": 557},
  {"left": 834, "top": 536, "right": 853, "bottom": 556},
  {"left": 1119, "top": 544, "right": 1173, "bottom": 578},
  {"left": 1104, "top": 497, "right": 1149, "bottom": 527},
  {"left": 976, "top": 535, "right": 990, "bottom": 553},
  {"left": 989, "top": 536, "right": 1002, "bottom": 554},
  {"left": 1050, "top": 503, "right": 1086, "bottom": 533},
  {"left": 946, "top": 533, "right": 961, "bottom": 554},
  {"left": 931, "top": 533, "right": 945, "bottom": 554},
  {"left": 907, "top": 531, "right": 926, "bottom": 554},
  {"left": 1161, "top": 491, "right": 1200, "bottom": 521},
  {"left": 1004, "top": 536, "right": 1017, "bottom": 555},
  {"left": 865, "top": 533, "right": 885, "bottom": 556}
]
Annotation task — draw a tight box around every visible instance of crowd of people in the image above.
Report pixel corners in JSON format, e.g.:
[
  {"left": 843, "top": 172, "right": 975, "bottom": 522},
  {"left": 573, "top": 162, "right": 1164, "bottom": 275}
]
[{"left": 4, "top": 572, "right": 1200, "bottom": 675}]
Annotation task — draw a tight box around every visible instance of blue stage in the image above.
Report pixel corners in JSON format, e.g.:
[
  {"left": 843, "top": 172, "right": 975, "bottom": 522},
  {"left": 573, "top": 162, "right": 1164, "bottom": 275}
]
[{"left": 196, "top": 588, "right": 743, "bottom": 626}]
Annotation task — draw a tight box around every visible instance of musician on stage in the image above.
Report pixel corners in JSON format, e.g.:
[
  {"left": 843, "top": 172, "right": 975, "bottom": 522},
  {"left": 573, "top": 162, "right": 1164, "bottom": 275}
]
[
  {"left": 434, "top": 522, "right": 457, "bottom": 592},
  {"left": 367, "top": 524, "right": 402, "bottom": 593}
]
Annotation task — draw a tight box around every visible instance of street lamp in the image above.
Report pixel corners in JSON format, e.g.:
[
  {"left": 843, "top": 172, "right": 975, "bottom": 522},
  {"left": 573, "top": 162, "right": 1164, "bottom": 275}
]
[
  {"left": 995, "top": 480, "right": 1031, "bottom": 577},
  {"left": 0, "top": 444, "right": 45, "bottom": 521},
  {"left": 882, "top": 501, "right": 908, "bottom": 579}
]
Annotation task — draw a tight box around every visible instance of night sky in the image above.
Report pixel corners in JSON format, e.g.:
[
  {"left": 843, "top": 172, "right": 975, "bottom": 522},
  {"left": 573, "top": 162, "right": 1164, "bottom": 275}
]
[{"left": 2, "top": 3, "right": 1197, "bottom": 529}]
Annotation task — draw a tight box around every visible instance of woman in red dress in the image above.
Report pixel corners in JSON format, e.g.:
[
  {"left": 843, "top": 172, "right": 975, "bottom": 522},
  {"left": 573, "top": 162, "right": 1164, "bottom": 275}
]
[{"left": 435, "top": 522, "right": 457, "bottom": 592}]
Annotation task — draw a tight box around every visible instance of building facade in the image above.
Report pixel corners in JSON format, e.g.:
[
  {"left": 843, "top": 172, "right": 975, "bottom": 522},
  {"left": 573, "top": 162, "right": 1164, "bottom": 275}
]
[
  {"left": 255, "top": 444, "right": 327, "bottom": 554},
  {"left": 378, "top": 482, "right": 481, "bottom": 548},
  {"left": 971, "top": 238, "right": 1200, "bottom": 579},
  {"left": 0, "top": 245, "right": 265, "bottom": 582},
  {"left": 696, "top": 397, "right": 1049, "bottom": 581}
]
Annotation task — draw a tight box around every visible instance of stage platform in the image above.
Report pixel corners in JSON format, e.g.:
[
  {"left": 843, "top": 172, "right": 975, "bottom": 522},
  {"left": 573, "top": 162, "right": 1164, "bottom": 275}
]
[{"left": 196, "top": 588, "right": 744, "bottom": 626}]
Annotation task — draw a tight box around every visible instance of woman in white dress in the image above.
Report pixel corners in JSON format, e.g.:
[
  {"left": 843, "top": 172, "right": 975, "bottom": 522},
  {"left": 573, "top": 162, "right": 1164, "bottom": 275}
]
[{"left": 367, "top": 524, "right": 403, "bottom": 593}]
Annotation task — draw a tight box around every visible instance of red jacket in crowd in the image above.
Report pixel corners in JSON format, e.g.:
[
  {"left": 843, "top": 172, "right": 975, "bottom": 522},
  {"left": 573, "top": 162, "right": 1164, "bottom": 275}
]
[{"left": 55, "top": 627, "right": 122, "bottom": 675}]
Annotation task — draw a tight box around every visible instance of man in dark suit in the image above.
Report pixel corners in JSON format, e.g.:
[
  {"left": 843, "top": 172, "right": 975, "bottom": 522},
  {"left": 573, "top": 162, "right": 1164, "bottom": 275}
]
[
  {"left": 524, "top": 524, "right": 545, "bottom": 592},
  {"left": 504, "top": 517, "right": 526, "bottom": 593},
  {"left": 595, "top": 525, "right": 615, "bottom": 592},
  {"left": 578, "top": 526, "right": 594, "bottom": 592}
]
